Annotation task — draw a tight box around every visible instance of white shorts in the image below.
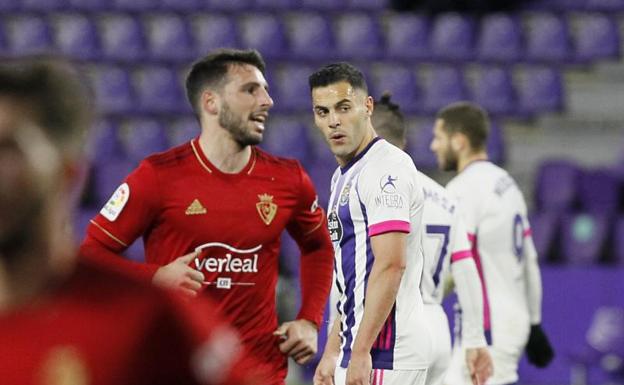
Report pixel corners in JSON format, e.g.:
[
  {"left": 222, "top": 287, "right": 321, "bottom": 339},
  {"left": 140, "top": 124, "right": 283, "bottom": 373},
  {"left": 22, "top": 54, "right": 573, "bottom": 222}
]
[
  {"left": 335, "top": 366, "right": 427, "bottom": 385},
  {"left": 424, "top": 304, "right": 452, "bottom": 385},
  {"left": 444, "top": 344, "right": 520, "bottom": 385}
]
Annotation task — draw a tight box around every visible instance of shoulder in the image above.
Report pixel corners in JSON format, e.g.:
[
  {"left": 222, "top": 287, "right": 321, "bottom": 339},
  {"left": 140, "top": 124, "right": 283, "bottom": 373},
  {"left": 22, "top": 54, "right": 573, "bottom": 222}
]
[
  {"left": 143, "top": 142, "right": 195, "bottom": 171},
  {"left": 254, "top": 146, "right": 302, "bottom": 172}
]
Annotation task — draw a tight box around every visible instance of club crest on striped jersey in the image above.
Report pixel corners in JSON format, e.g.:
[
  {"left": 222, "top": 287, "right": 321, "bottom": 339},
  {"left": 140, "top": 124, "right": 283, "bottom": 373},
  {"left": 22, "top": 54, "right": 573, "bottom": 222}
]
[
  {"left": 100, "top": 183, "right": 129, "bottom": 222},
  {"left": 256, "top": 193, "right": 277, "bottom": 225},
  {"left": 339, "top": 182, "right": 351, "bottom": 206},
  {"left": 328, "top": 211, "right": 343, "bottom": 243}
]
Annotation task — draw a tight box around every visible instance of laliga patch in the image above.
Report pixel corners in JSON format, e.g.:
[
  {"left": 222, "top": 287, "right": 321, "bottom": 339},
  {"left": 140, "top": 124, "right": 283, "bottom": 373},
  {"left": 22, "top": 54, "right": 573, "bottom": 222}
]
[{"left": 100, "top": 183, "right": 130, "bottom": 221}]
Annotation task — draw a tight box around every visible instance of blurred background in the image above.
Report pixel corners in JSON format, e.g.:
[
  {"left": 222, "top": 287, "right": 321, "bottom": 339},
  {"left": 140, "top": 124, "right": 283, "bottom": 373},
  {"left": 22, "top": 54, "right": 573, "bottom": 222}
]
[{"left": 1, "top": 0, "right": 623, "bottom": 383}]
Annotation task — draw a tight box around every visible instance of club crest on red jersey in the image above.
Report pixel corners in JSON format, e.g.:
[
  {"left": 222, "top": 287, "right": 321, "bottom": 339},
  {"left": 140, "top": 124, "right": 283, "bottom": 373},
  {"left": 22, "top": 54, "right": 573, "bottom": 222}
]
[{"left": 256, "top": 193, "right": 277, "bottom": 225}]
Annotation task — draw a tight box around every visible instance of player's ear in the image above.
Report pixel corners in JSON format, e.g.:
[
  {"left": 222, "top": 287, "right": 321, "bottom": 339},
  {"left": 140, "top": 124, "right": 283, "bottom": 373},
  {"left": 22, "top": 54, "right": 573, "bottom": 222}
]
[
  {"left": 365, "top": 95, "right": 374, "bottom": 116},
  {"left": 200, "top": 89, "right": 219, "bottom": 116},
  {"left": 450, "top": 132, "right": 465, "bottom": 152}
]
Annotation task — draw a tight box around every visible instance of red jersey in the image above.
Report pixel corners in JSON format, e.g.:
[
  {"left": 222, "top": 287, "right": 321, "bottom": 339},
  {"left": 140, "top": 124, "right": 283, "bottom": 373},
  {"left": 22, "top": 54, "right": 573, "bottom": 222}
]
[
  {"left": 80, "top": 140, "right": 334, "bottom": 384},
  {"left": 0, "top": 259, "right": 257, "bottom": 385}
]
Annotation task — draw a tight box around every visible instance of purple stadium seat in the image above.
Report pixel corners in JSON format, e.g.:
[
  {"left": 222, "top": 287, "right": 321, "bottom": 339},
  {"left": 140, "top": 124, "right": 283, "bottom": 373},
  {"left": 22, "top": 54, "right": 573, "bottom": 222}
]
[
  {"left": 305, "top": 157, "right": 336, "bottom": 210},
  {"left": 51, "top": 14, "right": 100, "bottom": 60},
  {"left": 113, "top": 0, "right": 156, "bottom": 11},
  {"left": 169, "top": 117, "right": 200, "bottom": 146},
  {"left": 122, "top": 118, "right": 170, "bottom": 163},
  {"left": 579, "top": 168, "right": 621, "bottom": 214},
  {"left": 422, "top": 66, "right": 468, "bottom": 114},
  {"left": 371, "top": 64, "right": 421, "bottom": 114},
  {"left": 487, "top": 120, "right": 506, "bottom": 165},
  {"left": 21, "top": 0, "right": 65, "bottom": 11},
  {"left": 272, "top": 63, "right": 315, "bottom": 112},
  {"left": 476, "top": 13, "right": 523, "bottom": 62},
  {"left": 406, "top": 119, "right": 438, "bottom": 170},
  {"left": 206, "top": 0, "right": 251, "bottom": 11},
  {"left": 92, "top": 159, "right": 135, "bottom": 207},
  {"left": 561, "top": 213, "right": 611, "bottom": 264},
  {"left": 471, "top": 66, "right": 515, "bottom": 116},
  {"left": 613, "top": 217, "right": 624, "bottom": 264},
  {"left": 525, "top": 0, "right": 587, "bottom": 10},
  {"left": 133, "top": 66, "right": 187, "bottom": 114},
  {"left": 515, "top": 66, "right": 563, "bottom": 115},
  {"left": 528, "top": 211, "right": 560, "bottom": 261},
  {"left": 74, "top": 208, "right": 98, "bottom": 241},
  {"left": 430, "top": 13, "right": 475, "bottom": 61},
  {"left": 383, "top": 13, "right": 430, "bottom": 60},
  {"left": 585, "top": 0, "right": 624, "bottom": 11},
  {"left": 98, "top": 14, "right": 146, "bottom": 61},
  {"left": 160, "top": 0, "right": 201, "bottom": 11},
  {"left": 253, "top": 0, "right": 295, "bottom": 9},
  {"left": 6, "top": 15, "right": 53, "bottom": 55},
  {"left": 286, "top": 13, "right": 334, "bottom": 60},
  {"left": 90, "top": 119, "right": 126, "bottom": 165},
  {"left": 144, "top": 14, "right": 195, "bottom": 62},
  {"left": 260, "top": 117, "right": 312, "bottom": 163},
  {"left": 525, "top": 13, "right": 571, "bottom": 63},
  {"left": 572, "top": 13, "right": 620, "bottom": 62},
  {"left": 66, "top": 0, "right": 107, "bottom": 10},
  {"left": 301, "top": 0, "right": 345, "bottom": 10},
  {"left": 334, "top": 14, "right": 383, "bottom": 60},
  {"left": 191, "top": 14, "right": 240, "bottom": 55},
  {"left": 89, "top": 65, "right": 135, "bottom": 115},
  {"left": 535, "top": 159, "right": 581, "bottom": 212},
  {"left": 0, "top": 0, "right": 18, "bottom": 11},
  {"left": 348, "top": 0, "right": 387, "bottom": 10},
  {"left": 238, "top": 13, "right": 288, "bottom": 60}
]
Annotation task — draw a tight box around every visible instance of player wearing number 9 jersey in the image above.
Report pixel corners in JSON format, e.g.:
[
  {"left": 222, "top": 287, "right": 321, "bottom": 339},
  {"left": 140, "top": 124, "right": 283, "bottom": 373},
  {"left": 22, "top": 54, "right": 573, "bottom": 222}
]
[{"left": 431, "top": 102, "right": 553, "bottom": 385}]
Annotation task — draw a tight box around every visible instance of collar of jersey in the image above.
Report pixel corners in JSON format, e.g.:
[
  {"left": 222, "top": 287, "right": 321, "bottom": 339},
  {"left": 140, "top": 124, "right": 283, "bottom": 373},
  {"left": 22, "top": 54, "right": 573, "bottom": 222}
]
[
  {"left": 191, "top": 138, "right": 257, "bottom": 177},
  {"left": 340, "top": 136, "right": 382, "bottom": 175}
]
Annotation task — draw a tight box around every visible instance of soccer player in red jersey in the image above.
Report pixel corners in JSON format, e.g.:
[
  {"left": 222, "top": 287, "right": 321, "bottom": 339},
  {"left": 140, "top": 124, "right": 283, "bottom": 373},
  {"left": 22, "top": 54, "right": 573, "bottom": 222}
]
[
  {"left": 79, "top": 48, "right": 335, "bottom": 384},
  {"left": 0, "top": 57, "right": 260, "bottom": 385}
]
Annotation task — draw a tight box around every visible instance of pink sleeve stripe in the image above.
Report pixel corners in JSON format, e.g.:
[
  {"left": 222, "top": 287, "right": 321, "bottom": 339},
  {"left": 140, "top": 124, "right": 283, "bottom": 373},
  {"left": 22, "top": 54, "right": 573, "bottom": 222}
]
[
  {"left": 451, "top": 250, "right": 473, "bottom": 263},
  {"left": 524, "top": 228, "right": 532, "bottom": 238},
  {"left": 368, "top": 220, "right": 410, "bottom": 236},
  {"left": 467, "top": 232, "right": 476, "bottom": 243}
]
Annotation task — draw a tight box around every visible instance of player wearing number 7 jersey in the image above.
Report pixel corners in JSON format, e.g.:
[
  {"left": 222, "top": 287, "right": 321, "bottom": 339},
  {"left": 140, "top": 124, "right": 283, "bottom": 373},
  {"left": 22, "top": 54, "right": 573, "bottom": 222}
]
[
  {"left": 430, "top": 102, "right": 554, "bottom": 385},
  {"left": 372, "top": 94, "right": 492, "bottom": 385}
]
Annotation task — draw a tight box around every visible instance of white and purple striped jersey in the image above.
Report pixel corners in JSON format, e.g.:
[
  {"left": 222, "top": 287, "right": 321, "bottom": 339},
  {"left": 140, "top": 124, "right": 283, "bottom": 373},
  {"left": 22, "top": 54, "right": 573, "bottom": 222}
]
[
  {"left": 328, "top": 138, "right": 431, "bottom": 371},
  {"left": 446, "top": 160, "right": 542, "bottom": 383}
]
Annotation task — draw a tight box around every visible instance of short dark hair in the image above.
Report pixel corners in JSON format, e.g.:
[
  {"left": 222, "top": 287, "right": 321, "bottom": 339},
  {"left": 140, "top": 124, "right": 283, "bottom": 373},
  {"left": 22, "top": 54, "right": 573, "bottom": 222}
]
[
  {"left": 185, "top": 48, "right": 266, "bottom": 114},
  {"left": 372, "top": 92, "right": 406, "bottom": 149},
  {"left": 0, "top": 56, "right": 93, "bottom": 158},
  {"left": 436, "top": 101, "right": 489, "bottom": 151},
  {"left": 308, "top": 62, "right": 368, "bottom": 93}
]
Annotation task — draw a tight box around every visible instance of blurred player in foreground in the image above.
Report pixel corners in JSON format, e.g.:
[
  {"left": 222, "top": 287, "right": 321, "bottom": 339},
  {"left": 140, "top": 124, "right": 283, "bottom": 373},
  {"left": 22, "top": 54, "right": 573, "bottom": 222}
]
[
  {"left": 372, "top": 93, "right": 493, "bottom": 385},
  {"left": 0, "top": 57, "right": 259, "bottom": 385},
  {"left": 310, "top": 63, "right": 431, "bottom": 385},
  {"left": 79, "top": 48, "right": 334, "bottom": 385},
  {"left": 430, "top": 101, "right": 554, "bottom": 384}
]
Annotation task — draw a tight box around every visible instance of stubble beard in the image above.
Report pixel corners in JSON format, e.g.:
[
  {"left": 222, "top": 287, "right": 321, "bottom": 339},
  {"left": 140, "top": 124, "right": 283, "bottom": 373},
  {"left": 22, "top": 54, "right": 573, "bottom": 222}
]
[{"left": 219, "top": 102, "right": 262, "bottom": 147}]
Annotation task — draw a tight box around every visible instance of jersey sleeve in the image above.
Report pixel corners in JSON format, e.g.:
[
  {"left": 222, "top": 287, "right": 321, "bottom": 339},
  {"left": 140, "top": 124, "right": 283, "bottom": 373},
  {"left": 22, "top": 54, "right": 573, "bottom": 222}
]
[
  {"left": 446, "top": 181, "right": 481, "bottom": 236},
  {"left": 286, "top": 162, "right": 334, "bottom": 329},
  {"left": 523, "top": 218, "right": 543, "bottom": 325},
  {"left": 356, "top": 160, "right": 416, "bottom": 237},
  {"left": 80, "top": 160, "right": 161, "bottom": 280}
]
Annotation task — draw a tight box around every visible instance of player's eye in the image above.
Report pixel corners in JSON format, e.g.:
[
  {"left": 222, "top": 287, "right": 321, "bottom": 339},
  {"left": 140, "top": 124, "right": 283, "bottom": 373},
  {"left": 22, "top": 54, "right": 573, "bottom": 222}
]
[{"left": 339, "top": 105, "right": 351, "bottom": 112}]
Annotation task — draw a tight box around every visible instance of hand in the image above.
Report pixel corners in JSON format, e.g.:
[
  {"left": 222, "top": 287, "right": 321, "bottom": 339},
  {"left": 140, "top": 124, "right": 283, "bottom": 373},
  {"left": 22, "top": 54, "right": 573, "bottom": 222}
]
[
  {"left": 152, "top": 251, "right": 204, "bottom": 297},
  {"left": 466, "top": 347, "right": 493, "bottom": 385},
  {"left": 526, "top": 324, "right": 554, "bottom": 368},
  {"left": 313, "top": 353, "right": 338, "bottom": 385},
  {"left": 273, "top": 319, "right": 318, "bottom": 364},
  {"left": 346, "top": 351, "right": 372, "bottom": 385}
]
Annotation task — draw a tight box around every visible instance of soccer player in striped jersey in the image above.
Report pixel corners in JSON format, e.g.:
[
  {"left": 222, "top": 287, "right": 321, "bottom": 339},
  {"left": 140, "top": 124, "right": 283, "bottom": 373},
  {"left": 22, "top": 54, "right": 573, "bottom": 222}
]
[
  {"left": 372, "top": 94, "right": 492, "bottom": 385},
  {"left": 310, "top": 63, "right": 431, "bottom": 385},
  {"left": 430, "top": 102, "right": 554, "bottom": 385}
]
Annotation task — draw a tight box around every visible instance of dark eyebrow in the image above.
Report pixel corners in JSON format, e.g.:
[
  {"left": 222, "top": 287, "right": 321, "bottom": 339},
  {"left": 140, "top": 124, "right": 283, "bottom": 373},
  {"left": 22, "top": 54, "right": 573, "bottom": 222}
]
[
  {"left": 240, "top": 81, "right": 269, "bottom": 91},
  {"left": 334, "top": 99, "right": 352, "bottom": 108}
]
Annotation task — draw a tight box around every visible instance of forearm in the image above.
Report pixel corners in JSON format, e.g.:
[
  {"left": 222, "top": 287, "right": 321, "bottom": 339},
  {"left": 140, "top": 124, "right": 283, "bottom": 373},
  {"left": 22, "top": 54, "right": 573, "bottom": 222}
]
[
  {"left": 452, "top": 258, "right": 486, "bottom": 348},
  {"left": 297, "top": 231, "right": 334, "bottom": 328},
  {"left": 79, "top": 235, "right": 159, "bottom": 282},
  {"left": 351, "top": 263, "right": 404, "bottom": 354},
  {"left": 323, "top": 317, "right": 343, "bottom": 358}
]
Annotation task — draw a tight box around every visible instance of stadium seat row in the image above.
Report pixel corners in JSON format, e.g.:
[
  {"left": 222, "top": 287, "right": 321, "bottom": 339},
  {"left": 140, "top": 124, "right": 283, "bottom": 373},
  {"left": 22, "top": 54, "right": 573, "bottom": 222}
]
[
  {"left": 0, "top": 12, "right": 619, "bottom": 64},
  {"left": 87, "top": 63, "right": 563, "bottom": 117}
]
